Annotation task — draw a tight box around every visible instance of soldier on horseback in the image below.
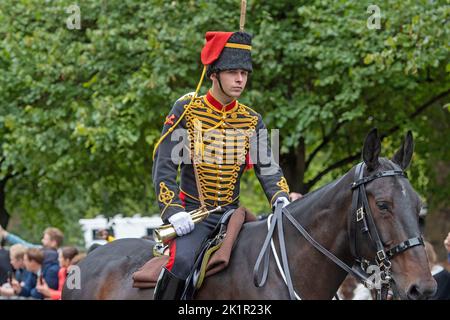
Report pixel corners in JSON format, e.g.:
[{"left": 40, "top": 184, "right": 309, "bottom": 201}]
[{"left": 152, "top": 30, "right": 291, "bottom": 300}]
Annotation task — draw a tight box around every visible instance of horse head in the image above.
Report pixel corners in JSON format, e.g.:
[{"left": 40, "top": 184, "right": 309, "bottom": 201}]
[{"left": 353, "top": 128, "right": 437, "bottom": 300}]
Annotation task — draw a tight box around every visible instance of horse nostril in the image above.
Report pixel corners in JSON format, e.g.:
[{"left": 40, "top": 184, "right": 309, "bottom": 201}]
[
  {"left": 407, "top": 284, "right": 422, "bottom": 300},
  {"left": 407, "top": 282, "right": 436, "bottom": 300}
]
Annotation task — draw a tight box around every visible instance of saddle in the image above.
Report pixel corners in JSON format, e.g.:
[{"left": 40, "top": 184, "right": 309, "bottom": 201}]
[{"left": 132, "top": 207, "right": 257, "bottom": 293}]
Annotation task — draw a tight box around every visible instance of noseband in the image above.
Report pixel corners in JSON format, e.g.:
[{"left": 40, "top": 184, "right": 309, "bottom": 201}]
[{"left": 349, "top": 162, "right": 424, "bottom": 299}]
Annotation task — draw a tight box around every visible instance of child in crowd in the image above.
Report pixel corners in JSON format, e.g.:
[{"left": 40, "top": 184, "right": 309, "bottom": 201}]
[{"left": 36, "top": 246, "right": 79, "bottom": 300}]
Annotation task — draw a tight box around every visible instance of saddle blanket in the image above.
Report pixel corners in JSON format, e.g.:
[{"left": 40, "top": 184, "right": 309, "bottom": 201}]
[{"left": 132, "top": 207, "right": 256, "bottom": 289}]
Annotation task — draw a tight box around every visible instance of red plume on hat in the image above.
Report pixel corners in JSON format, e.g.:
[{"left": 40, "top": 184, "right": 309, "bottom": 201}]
[
  {"left": 201, "top": 32, "right": 234, "bottom": 65},
  {"left": 202, "top": 31, "right": 253, "bottom": 78}
]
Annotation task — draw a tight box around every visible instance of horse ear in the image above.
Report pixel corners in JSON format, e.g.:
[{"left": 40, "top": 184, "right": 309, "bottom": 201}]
[
  {"left": 362, "top": 128, "right": 381, "bottom": 171},
  {"left": 392, "top": 130, "right": 414, "bottom": 170}
]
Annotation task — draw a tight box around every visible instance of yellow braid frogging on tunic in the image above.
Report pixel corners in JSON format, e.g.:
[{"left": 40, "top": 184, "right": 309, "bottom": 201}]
[
  {"left": 270, "top": 177, "right": 290, "bottom": 206},
  {"left": 277, "top": 177, "right": 290, "bottom": 193},
  {"left": 158, "top": 182, "right": 175, "bottom": 205},
  {"left": 158, "top": 182, "right": 183, "bottom": 217},
  {"left": 185, "top": 101, "right": 258, "bottom": 208}
]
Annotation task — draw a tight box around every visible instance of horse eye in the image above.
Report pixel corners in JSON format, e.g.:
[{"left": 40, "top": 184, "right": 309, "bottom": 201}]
[{"left": 376, "top": 202, "right": 390, "bottom": 212}]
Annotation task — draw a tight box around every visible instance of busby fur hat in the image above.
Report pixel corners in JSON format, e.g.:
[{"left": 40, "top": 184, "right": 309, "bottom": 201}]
[{"left": 201, "top": 31, "right": 253, "bottom": 78}]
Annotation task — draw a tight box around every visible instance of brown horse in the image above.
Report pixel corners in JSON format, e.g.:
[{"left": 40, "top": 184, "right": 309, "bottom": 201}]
[{"left": 62, "top": 129, "right": 436, "bottom": 300}]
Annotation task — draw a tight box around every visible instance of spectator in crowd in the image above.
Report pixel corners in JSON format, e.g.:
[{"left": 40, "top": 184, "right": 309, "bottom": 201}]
[
  {"left": 445, "top": 232, "right": 450, "bottom": 265},
  {"left": 37, "top": 246, "right": 79, "bottom": 300},
  {"left": 425, "top": 240, "right": 450, "bottom": 300},
  {"left": 12, "top": 248, "right": 59, "bottom": 299},
  {"left": 86, "top": 229, "right": 115, "bottom": 254},
  {"left": 9, "top": 244, "right": 29, "bottom": 282},
  {"left": 0, "top": 226, "right": 64, "bottom": 269},
  {"left": 70, "top": 252, "right": 86, "bottom": 266},
  {"left": 97, "top": 228, "right": 115, "bottom": 243},
  {"left": 0, "top": 225, "right": 64, "bottom": 251},
  {"left": 337, "top": 274, "right": 372, "bottom": 300},
  {"left": 0, "top": 244, "right": 31, "bottom": 297},
  {"left": 337, "top": 275, "right": 357, "bottom": 300},
  {"left": 0, "top": 238, "right": 12, "bottom": 285}
]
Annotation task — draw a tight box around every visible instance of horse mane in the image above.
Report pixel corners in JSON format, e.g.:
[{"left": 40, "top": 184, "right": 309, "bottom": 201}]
[{"left": 287, "top": 168, "right": 353, "bottom": 218}]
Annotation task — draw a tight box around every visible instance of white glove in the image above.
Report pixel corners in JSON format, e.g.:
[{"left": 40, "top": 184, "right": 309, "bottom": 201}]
[
  {"left": 273, "top": 196, "right": 290, "bottom": 210},
  {"left": 168, "top": 211, "right": 195, "bottom": 237}
]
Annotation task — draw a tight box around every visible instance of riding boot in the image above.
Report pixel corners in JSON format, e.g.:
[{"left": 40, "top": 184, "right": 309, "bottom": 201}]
[{"left": 153, "top": 267, "right": 185, "bottom": 300}]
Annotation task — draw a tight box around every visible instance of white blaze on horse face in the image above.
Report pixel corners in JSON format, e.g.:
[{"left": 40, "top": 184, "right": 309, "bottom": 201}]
[{"left": 400, "top": 180, "right": 407, "bottom": 198}]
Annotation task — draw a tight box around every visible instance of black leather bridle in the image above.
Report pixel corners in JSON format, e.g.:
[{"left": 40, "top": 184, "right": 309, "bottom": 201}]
[
  {"left": 349, "top": 162, "right": 424, "bottom": 299},
  {"left": 253, "top": 162, "right": 424, "bottom": 300}
]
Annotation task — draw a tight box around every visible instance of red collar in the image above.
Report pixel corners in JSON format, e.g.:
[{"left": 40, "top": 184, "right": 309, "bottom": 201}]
[{"left": 205, "top": 91, "right": 237, "bottom": 112}]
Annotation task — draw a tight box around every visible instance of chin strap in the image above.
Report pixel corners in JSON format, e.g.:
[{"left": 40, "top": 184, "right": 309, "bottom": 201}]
[{"left": 217, "top": 73, "right": 234, "bottom": 100}]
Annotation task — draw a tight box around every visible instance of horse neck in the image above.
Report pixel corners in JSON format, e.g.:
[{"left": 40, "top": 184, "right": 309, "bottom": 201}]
[{"left": 284, "top": 168, "right": 355, "bottom": 299}]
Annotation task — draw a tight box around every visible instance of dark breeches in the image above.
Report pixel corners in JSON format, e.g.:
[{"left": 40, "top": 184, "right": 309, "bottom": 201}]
[{"left": 166, "top": 213, "right": 222, "bottom": 279}]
